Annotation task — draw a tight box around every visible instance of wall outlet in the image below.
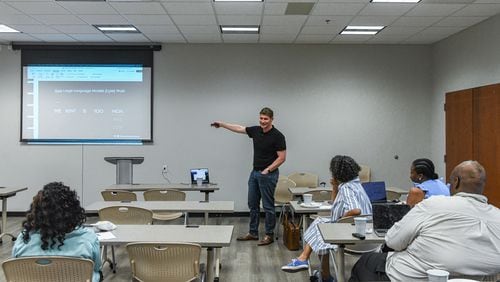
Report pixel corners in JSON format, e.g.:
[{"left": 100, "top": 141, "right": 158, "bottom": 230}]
[{"left": 162, "top": 165, "right": 168, "bottom": 172}]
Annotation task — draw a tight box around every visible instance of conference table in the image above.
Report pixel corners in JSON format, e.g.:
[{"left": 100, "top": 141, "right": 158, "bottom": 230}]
[
  {"left": 106, "top": 183, "right": 219, "bottom": 201},
  {"left": 98, "top": 224, "right": 233, "bottom": 282},
  {"left": 85, "top": 200, "right": 234, "bottom": 225},
  {"left": 288, "top": 187, "right": 332, "bottom": 197},
  {"left": 318, "top": 223, "right": 385, "bottom": 282},
  {"left": 0, "top": 187, "right": 28, "bottom": 243},
  {"left": 289, "top": 200, "right": 332, "bottom": 243}
]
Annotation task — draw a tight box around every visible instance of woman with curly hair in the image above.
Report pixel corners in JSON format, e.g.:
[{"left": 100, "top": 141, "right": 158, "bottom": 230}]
[
  {"left": 12, "top": 182, "right": 101, "bottom": 282},
  {"left": 281, "top": 155, "right": 372, "bottom": 282}
]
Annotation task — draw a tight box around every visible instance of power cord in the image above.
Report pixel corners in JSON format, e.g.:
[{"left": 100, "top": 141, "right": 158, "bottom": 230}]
[{"left": 161, "top": 167, "right": 171, "bottom": 183}]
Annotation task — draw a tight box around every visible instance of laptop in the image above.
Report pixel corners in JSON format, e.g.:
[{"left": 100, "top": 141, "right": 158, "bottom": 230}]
[
  {"left": 362, "top": 181, "right": 387, "bottom": 203},
  {"left": 190, "top": 168, "right": 210, "bottom": 184},
  {"left": 372, "top": 203, "right": 411, "bottom": 237}
]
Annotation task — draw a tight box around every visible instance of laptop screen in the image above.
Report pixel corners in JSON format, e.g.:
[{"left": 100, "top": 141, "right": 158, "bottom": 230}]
[
  {"left": 190, "top": 168, "right": 209, "bottom": 184},
  {"left": 372, "top": 203, "right": 411, "bottom": 232},
  {"left": 362, "top": 181, "right": 387, "bottom": 203}
]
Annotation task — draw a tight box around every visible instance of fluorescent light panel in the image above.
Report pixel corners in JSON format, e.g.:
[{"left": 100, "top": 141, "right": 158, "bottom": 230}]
[
  {"left": 95, "top": 25, "right": 139, "bottom": 33},
  {"left": 0, "top": 24, "right": 20, "bottom": 33},
  {"left": 341, "top": 31, "right": 378, "bottom": 35},
  {"left": 220, "top": 25, "right": 259, "bottom": 34},
  {"left": 371, "top": 0, "right": 420, "bottom": 2},
  {"left": 340, "top": 25, "right": 384, "bottom": 35}
]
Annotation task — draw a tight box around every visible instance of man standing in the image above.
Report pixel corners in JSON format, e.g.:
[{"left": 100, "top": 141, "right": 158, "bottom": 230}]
[
  {"left": 211, "top": 107, "right": 286, "bottom": 246},
  {"left": 350, "top": 160, "right": 500, "bottom": 281}
]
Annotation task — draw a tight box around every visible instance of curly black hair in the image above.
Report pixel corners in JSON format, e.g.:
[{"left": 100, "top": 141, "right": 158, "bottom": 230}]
[
  {"left": 22, "top": 182, "right": 86, "bottom": 250},
  {"left": 329, "top": 155, "right": 361, "bottom": 183},
  {"left": 412, "top": 158, "right": 439, "bottom": 180}
]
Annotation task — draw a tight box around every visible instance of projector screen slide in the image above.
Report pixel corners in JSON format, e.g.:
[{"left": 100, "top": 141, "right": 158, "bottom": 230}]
[{"left": 21, "top": 64, "right": 152, "bottom": 142}]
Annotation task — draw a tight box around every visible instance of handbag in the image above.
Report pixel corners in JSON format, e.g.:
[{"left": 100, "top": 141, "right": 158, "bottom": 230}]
[{"left": 282, "top": 203, "right": 301, "bottom": 251}]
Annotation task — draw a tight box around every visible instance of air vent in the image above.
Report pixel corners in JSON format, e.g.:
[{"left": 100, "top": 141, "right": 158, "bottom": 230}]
[{"left": 285, "top": 2, "right": 315, "bottom": 15}]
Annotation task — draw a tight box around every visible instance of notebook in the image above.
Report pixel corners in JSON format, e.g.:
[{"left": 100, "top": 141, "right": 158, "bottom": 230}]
[
  {"left": 362, "top": 181, "right": 387, "bottom": 203},
  {"left": 373, "top": 203, "right": 411, "bottom": 237},
  {"left": 190, "top": 168, "right": 210, "bottom": 184}
]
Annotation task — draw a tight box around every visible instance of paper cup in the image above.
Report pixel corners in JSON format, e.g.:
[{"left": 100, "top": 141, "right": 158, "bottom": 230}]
[
  {"left": 303, "top": 194, "right": 313, "bottom": 205},
  {"left": 427, "top": 269, "right": 449, "bottom": 282},
  {"left": 354, "top": 217, "right": 367, "bottom": 236}
]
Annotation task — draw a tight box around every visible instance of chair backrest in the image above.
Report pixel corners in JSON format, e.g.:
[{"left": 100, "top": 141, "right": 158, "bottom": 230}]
[
  {"left": 143, "top": 189, "right": 186, "bottom": 201},
  {"left": 126, "top": 242, "right": 201, "bottom": 282},
  {"left": 287, "top": 172, "right": 318, "bottom": 188},
  {"left": 308, "top": 190, "right": 332, "bottom": 202},
  {"left": 386, "top": 189, "right": 403, "bottom": 202},
  {"left": 98, "top": 206, "right": 153, "bottom": 225},
  {"left": 101, "top": 190, "right": 137, "bottom": 201},
  {"left": 275, "top": 178, "right": 296, "bottom": 204},
  {"left": 2, "top": 256, "right": 94, "bottom": 282},
  {"left": 359, "top": 165, "right": 371, "bottom": 183}
]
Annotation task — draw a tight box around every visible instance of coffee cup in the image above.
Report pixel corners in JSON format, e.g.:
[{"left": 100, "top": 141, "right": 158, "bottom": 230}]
[
  {"left": 303, "top": 194, "right": 313, "bottom": 205},
  {"left": 354, "top": 217, "right": 368, "bottom": 236},
  {"left": 426, "top": 269, "right": 449, "bottom": 282}
]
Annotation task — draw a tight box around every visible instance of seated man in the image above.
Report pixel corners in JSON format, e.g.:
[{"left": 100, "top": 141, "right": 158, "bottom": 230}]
[{"left": 350, "top": 160, "right": 500, "bottom": 281}]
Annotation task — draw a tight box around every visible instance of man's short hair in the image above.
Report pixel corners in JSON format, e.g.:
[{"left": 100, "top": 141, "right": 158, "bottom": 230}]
[{"left": 260, "top": 107, "right": 274, "bottom": 119}]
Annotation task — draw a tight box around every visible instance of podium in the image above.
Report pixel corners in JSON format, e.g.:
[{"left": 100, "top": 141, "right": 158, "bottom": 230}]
[{"left": 104, "top": 157, "right": 144, "bottom": 184}]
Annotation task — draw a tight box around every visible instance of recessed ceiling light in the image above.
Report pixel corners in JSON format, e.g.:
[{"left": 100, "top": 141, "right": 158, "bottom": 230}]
[
  {"left": 94, "top": 25, "right": 139, "bottom": 33},
  {"left": 371, "top": 0, "right": 420, "bottom": 3},
  {"left": 220, "top": 25, "right": 260, "bottom": 34},
  {"left": 0, "top": 24, "right": 20, "bottom": 33},
  {"left": 340, "top": 25, "right": 384, "bottom": 35}
]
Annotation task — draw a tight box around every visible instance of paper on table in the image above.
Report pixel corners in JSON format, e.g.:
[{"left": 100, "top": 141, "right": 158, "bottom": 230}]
[
  {"left": 96, "top": 232, "right": 116, "bottom": 240},
  {"left": 319, "top": 205, "right": 332, "bottom": 210}
]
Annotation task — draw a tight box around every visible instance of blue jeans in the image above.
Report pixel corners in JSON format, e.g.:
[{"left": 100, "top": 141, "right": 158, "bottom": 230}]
[{"left": 248, "top": 169, "right": 279, "bottom": 236}]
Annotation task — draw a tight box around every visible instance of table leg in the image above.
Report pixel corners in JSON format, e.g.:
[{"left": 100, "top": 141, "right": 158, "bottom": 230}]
[
  {"left": 336, "top": 245, "right": 345, "bottom": 282},
  {"left": 207, "top": 247, "right": 214, "bottom": 282},
  {"left": 0, "top": 197, "right": 16, "bottom": 242},
  {"left": 215, "top": 248, "right": 221, "bottom": 281},
  {"left": 203, "top": 192, "right": 210, "bottom": 224}
]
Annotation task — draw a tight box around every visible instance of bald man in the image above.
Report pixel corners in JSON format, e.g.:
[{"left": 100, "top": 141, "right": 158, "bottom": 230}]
[{"left": 350, "top": 160, "right": 500, "bottom": 281}]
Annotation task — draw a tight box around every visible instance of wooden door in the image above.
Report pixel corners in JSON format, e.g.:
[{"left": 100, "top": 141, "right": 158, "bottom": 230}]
[
  {"left": 473, "top": 84, "right": 500, "bottom": 207},
  {"left": 445, "top": 89, "right": 473, "bottom": 181}
]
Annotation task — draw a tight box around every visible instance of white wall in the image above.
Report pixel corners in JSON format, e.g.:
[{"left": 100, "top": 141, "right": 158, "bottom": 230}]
[
  {"left": 0, "top": 44, "right": 432, "bottom": 211},
  {"left": 430, "top": 13, "right": 500, "bottom": 176}
]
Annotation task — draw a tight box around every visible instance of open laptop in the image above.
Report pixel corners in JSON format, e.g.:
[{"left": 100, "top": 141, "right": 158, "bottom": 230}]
[
  {"left": 362, "top": 181, "right": 387, "bottom": 203},
  {"left": 373, "top": 203, "right": 411, "bottom": 237},
  {"left": 190, "top": 168, "right": 210, "bottom": 184}
]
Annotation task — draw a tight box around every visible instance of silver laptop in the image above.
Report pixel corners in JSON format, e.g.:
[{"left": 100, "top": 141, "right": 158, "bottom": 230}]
[{"left": 190, "top": 168, "right": 210, "bottom": 184}]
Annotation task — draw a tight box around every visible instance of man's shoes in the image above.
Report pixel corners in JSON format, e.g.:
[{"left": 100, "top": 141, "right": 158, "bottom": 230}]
[
  {"left": 281, "top": 258, "right": 309, "bottom": 272},
  {"left": 236, "top": 233, "right": 259, "bottom": 241},
  {"left": 257, "top": 235, "right": 274, "bottom": 246}
]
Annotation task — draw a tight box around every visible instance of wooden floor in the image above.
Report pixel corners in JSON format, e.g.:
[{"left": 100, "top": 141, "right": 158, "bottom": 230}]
[{"left": 0, "top": 216, "right": 360, "bottom": 282}]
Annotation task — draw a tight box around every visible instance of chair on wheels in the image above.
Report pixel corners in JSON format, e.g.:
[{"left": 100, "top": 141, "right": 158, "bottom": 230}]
[
  {"left": 274, "top": 178, "right": 296, "bottom": 239},
  {"left": 288, "top": 172, "right": 319, "bottom": 188},
  {"left": 359, "top": 165, "right": 371, "bottom": 183},
  {"left": 309, "top": 190, "right": 332, "bottom": 202},
  {"left": 126, "top": 242, "right": 203, "bottom": 282},
  {"left": 98, "top": 206, "right": 153, "bottom": 273},
  {"left": 143, "top": 189, "right": 186, "bottom": 224},
  {"left": 2, "top": 256, "right": 94, "bottom": 282},
  {"left": 101, "top": 190, "right": 137, "bottom": 201}
]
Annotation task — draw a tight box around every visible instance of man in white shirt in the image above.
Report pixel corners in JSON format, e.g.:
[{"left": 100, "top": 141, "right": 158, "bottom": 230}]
[{"left": 349, "top": 160, "right": 500, "bottom": 281}]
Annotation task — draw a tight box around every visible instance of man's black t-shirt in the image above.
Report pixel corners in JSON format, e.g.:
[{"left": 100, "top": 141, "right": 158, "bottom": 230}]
[{"left": 246, "top": 126, "right": 286, "bottom": 171}]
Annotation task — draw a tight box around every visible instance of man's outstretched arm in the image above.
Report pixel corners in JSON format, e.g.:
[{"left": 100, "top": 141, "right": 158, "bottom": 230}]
[{"left": 211, "top": 121, "right": 246, "bottom": 134}]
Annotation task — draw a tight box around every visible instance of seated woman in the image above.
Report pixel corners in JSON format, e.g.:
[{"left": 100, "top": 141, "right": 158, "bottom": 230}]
[
  {"left": 281, "top": 155, "right": 372, "bottom": 282},
  {"left": 406, "top": 158, "right": 449, "bottom": 207},
  {"left": 12, "top": 182, "right": 101, "bottom": 282}
]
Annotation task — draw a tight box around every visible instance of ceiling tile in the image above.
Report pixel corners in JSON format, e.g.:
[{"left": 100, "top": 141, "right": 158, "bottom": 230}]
[
  {"left": 305, "top": 15, "right": 353, "bottom": 26},
  {"left": 32, "top": 14, "right": 86, "bottom": 25},
  {"left": 51, "top": 24, "right": 100, "bottom": 34},
  {"left": 264, "top": 3, "right": 287, "bottom": 15},
  {"left": 368, "top": 34, "right": 409, "bottom": 43},
  {"left": 0, "top": 14, "right": 40, "bottom": 24},
  {"left": 57, "top": 2, "right": 118, "bottom": 15},
  {"left": 262, "top": 15, "right": 307, "bottom": 26},
  {"left": 6, "top": 2, "right": 69, "bottom": 15},
  {"left": 260, "top": 25, "right": 300, "bottom": 34},
  {"left": 125, "top": 15, "right": 174, "bottom": 25},
  {"left": 214, "top": 2, "right": 263, "bottom": 15},
  {"left": 184, "top": 33, "right": 222, "bottom": 43},
  {"left": 332, "top": 34, "right": 372, "bottom": 43},
  {"left": 421, "top": 0, "right": 474, "bottom": 3},
  {"left": 9, "top": 24, "right": 58, "bottom": 33},
  {"left": 452, "top": 3, "right": 500, "bottom": 15},
  {"left": 78, "top": 15, "right": 129, "bottom": 25},
  {"left": 392, "top": 16, "right": 443, "bottom": 26},
  {"left": 217, "top": 15, "right": 261, "bottom": 25},
  {"left": 349, "top": 15, "right": 399, "bottom": 26},
  {"left": 163, "top": 2, "right": 214, "bottom": 15},
  {"left": 31, "top": 33, "right": 78, "bottom": 42},
  {"left": 0, "top": 2, "right": 23, "bottom": 15},
  {"left": 0, "top": 33, "right": 39, "bottom": 42},
  {"left": 301, "top": 25, "right": 343, "bottom": 34},
  {"left": 222, "top": 34, "right": 259, "bottom": 43},
  {"left": 70, "top": 33, "right": 113, "bottom": 42},
  {"left": 135, "top": 25, "right": 179, "bottom": 34},
  {"left": 359, "top": 3, "right": 416, "bottom": 16},
  {"left": 259, "top": 35, "right": 295, "bottom": 43},
  {"left": 144, "top": 33, "right": 185, "bottom": 43},
  {"left": 378, "top": 26, "right": 425, "bottom": 35},
  {"left": 105, "top": 33, "right": 151, "bottom": 42},
  {"left": 295, "top": 34, "right": 333, "bottom": 43},
  {"left": 406, "top": 3, "right": 466, "bottom": 16},
  {"left": 170, "top": 15, "right": 216, "bottom": 25},
  {"left": 110, "top": 2, "right": 167, "bottom": 15},
  {"left": 434, "top": 16, "right": 487, "bottom": 26},
  {"left": 177, "top": 25, "right": 219, "bottom": 34},
  {"left": 312, "top": 3, "right": 366, "bottom": 16}
]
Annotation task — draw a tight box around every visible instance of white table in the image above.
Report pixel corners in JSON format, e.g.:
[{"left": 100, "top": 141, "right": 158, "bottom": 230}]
[
  {"left": 0, "top": 187, "right": 28, "bottom": 242},
  {"left": 99, "top": 224, "right": 233, "bottom": 282},
  {"left": 85, "top": 200, "right": 234, "bottom": 225},
  {"left": 288, "top": 187, "right": 332, "bottom": 197},
  {"left": 318, "top": 223, "right": 385, "bottom": 282},
  {"left": 106, "top": 183, "right": 219, "bottom": 201}
]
